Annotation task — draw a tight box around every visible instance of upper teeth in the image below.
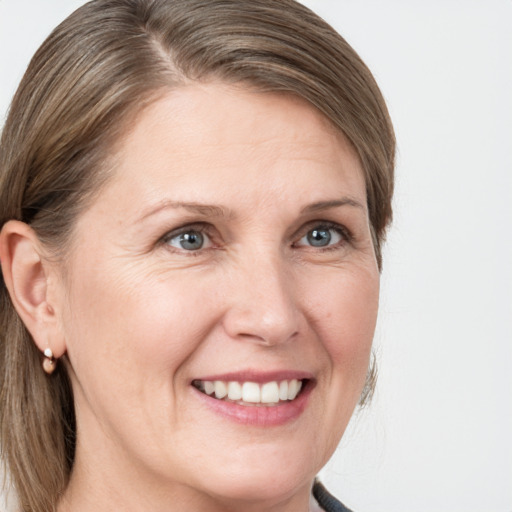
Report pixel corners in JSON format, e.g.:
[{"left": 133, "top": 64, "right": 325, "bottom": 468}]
[{"left": 195, "top": 379, "right": 303, "bottom": 404}]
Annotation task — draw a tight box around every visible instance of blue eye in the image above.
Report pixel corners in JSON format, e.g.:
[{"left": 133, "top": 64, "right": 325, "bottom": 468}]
[
  {"left": 166, "top": 229, "right": 210, "bottom": 251},
  {"left": 307, "top": 228, "right": 332, "bottom": 247},
  {"left": 297, "top": 224, "right": 344, "bottom": 248}
]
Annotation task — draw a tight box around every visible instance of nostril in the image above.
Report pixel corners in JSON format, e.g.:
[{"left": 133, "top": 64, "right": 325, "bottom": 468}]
[{"left": 236, "top": 329, "right": 298, "bottom": 346}]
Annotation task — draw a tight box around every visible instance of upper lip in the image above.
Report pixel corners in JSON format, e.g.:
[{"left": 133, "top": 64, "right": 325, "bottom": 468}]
[{"left": 191, "top": 370, "right": 314, "bottom": 384}]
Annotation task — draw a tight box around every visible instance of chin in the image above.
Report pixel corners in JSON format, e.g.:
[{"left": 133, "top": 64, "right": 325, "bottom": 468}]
[
  {"left": 205, "top": 472, "right": 311, "bottom": 508},
  {"left": 190, "top": 444, "right": 319, "bottom": 506}
]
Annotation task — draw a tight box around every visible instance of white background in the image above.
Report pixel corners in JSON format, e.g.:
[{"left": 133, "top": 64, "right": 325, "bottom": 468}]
[{"left": 1, "top": 1, "right": 511, "bottom": 511}]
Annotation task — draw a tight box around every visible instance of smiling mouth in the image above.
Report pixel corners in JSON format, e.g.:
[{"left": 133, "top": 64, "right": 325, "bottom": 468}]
[{"left": 192, "top": 379, "right": 305, "bottom": 406}]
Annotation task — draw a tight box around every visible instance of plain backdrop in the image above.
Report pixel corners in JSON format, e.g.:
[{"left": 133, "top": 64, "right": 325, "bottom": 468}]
[{"left": 1, "top": 1, "right": 511, "bottom": 511}]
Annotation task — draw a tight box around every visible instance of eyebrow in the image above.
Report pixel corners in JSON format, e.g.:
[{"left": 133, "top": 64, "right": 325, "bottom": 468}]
[
  {"left": 300, "top": 198, "right": 365, "bottom": 214},
  {"left": 137, "top": 200, "right": 233, "bottom": 222},
  {"left": 138, "top": 197, "right": 365, "bottom": 223}
]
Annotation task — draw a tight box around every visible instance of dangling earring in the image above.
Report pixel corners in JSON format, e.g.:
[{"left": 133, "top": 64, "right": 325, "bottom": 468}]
[{"left": 43, "top": 348, "right": 57, "bottom": 374}]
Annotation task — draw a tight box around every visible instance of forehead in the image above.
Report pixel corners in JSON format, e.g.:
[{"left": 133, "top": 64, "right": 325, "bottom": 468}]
[{"left": 90, "top": 83, "right": 366, "bottom": 221}]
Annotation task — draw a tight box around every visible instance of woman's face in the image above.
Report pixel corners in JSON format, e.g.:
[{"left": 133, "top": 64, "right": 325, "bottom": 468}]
[{"left": 56, "top": 84, "right": 379, "bottom": 509}]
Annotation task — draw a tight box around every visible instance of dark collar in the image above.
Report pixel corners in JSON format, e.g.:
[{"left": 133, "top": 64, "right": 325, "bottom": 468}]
[{"left": 312, "top": 480, "right": 354, "bottom": 512}]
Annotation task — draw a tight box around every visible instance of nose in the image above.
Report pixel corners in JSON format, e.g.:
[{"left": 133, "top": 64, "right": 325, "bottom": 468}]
[{"left": 222, "top": 251, "right": 300, "bottom": 346}]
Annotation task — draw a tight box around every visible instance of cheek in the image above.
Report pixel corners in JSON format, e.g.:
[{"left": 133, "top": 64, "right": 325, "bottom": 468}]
[
  {"left": 63, "top": 265, "right": 221, "bottom": 383},
  {"left": 332, "top": 280, "right": 377, "bottom": 366},
  {"left": 295, "top": 264, "right": 379, "bottom": 466},
  {"left": 305, "top": 265, "right": 379, "bottom": 382}
]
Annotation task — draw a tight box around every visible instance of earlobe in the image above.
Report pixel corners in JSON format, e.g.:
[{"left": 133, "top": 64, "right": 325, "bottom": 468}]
[{"left": 0, "top": 220, "right": 66, "bottom": 360}]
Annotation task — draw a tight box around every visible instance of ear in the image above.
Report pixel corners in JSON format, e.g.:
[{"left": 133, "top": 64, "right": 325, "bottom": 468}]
[{"left": 0, "top": 220, "right": 66, "bottom": 358}]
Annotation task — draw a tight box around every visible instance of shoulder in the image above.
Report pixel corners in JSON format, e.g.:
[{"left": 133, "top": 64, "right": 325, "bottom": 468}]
[{"left": 313, "top": 480, "right": 354, "bottom": 512}]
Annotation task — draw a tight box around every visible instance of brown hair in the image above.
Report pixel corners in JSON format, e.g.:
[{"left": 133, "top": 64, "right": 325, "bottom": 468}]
[{"left": 0, "top": 1, "right": 395, "bottom": 510}]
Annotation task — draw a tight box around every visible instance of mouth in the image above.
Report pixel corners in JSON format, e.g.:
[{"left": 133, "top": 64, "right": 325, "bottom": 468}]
[
  {"left": 192, "top": 378, "right": 306, "bottom": 407},
  {"left": 190, "top": 371, "right": 314, "bottom": 426}
]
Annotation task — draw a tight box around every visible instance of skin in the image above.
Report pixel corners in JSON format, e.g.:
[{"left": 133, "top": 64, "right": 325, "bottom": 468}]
[{"left": 1, "top": 83, "right": 379, "bottom": 512}]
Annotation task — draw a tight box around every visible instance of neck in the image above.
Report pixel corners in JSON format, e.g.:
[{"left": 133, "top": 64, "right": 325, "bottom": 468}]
[
  {"left": 58, "top": 454, "right": 320, "bottom": 512},
  {"left": 58, "top": 481, "right": 322, "bottom": 512}
]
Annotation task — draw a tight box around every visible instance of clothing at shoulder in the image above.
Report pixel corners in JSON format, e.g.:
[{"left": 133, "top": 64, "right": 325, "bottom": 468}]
[{"left": 313, "top": 480, "right": 354, "bottom": 512}]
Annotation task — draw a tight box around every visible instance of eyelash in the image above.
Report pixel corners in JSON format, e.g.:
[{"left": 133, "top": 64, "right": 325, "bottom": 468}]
[
  {"left": 159, "top": 220, "right": 352, "bottom": 254},
  {"left": 293, "top": 221, "right": 353, "bottom": 251}
]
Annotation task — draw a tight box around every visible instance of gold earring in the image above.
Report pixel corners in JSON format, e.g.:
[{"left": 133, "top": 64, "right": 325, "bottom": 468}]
[{"left": 43, "top": 348, "right": 56, "bottom": 374}]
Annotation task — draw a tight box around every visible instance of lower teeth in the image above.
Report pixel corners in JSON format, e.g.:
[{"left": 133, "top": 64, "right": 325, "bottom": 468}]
[{"left": 233, "top": 399, "right": 279, "bottom": 407}]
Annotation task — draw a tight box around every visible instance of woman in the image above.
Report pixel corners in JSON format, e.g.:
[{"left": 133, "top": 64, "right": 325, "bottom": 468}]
[{"left": 0, "top": 0, "right": 395, "bottom": 511}]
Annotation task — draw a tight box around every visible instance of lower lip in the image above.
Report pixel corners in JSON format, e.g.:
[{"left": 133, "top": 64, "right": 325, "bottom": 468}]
[{"left": 192, "top": 381, "right": 313, "bottom": 427}]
